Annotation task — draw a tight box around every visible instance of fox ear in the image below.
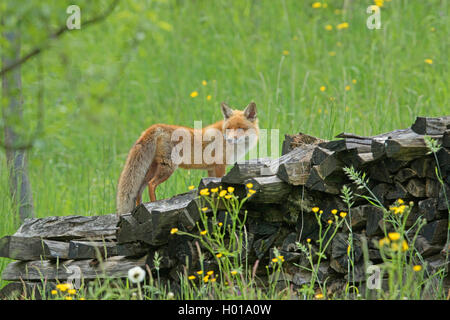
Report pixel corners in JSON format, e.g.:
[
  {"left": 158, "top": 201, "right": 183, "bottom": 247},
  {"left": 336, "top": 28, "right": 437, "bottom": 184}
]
[
  {"left": 244, "top": 102, "right": 257, "bottom": 122},
  {"left": 221, "top": 102, "right": 234, "bottom": 119}
]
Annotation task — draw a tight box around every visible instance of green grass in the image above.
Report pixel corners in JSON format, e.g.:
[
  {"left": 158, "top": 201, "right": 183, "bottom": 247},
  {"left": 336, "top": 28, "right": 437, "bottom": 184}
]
[{"left": 0, "top": 0, "right": 448, "bottom": 294}]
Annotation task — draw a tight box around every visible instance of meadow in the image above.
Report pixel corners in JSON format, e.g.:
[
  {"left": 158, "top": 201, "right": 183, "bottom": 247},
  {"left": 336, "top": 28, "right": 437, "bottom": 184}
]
[{"left": 0, "top": 0, "right": 448, "bottom": 298}]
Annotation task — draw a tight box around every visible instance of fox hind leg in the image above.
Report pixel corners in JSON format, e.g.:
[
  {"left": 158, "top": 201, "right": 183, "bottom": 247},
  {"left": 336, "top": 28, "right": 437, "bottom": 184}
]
[{"left": 148, "top": 162, "right": 176, "bottom": 202}]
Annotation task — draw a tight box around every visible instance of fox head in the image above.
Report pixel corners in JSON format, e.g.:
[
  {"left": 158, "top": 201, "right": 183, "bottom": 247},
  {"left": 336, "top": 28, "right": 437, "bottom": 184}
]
[{"left": 220, "top": 101, "right": 259, "bottom": 145}]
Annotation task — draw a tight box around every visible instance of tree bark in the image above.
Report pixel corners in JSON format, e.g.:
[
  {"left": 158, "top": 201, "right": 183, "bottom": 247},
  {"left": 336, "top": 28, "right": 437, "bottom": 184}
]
[{"left": 2, "top": 28, "right": 35, "bottom": 222}]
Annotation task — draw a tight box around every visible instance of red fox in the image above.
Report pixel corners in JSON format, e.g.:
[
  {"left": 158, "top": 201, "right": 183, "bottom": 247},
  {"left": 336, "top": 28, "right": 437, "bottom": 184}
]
[{"left": 116, "top": 102, "right": 259, "bottom": 214}]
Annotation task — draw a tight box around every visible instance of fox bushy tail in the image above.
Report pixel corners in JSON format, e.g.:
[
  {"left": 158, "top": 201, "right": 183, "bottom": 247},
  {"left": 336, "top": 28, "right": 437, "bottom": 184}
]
[{"left": 116, "top": 142, "right": 156, "bottom": 214}]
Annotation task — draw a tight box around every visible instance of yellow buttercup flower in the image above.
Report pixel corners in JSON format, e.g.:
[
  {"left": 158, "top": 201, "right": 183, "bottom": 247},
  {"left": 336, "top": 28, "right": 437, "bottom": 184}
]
[
  {"left": 188, "top": 275, "right": 196, "bottom": 280},
  {"left": 206, "top": 95, "right": 212, "bottom": 101},
  {"left": 219, "top": 190, "right": 227, "bottom": 197},
  {"left": 327, "top": 219, "right": 333, "bottom": 224},
  {"left": 352, "top": 79, "right": 357, "bottom": 84},
  {"left": 224, "top": 195, "right": 232, "bottom": 199},
  {"left": 190, "top": 91, "right": 198, "bottom": 98},
  {"left": 210, "top": 187, "right": 219, "bottom": 193},
  {"left": 402, "top": 240, "right": 409, "bottom": 251},
  {"left": 345, "top": 85, "right": 351, "bottom": 91},
  {"left": 397, "top": 198, "right": 404, "bottom": 204},
  {"left": 170, "top": 228, "right": 178, "bottom": 235},
  {"left": 231, "top": 270, "right": 238, "bottom": 275},
  {"left": 315, "top": 293, "right": 324, "bottom": 299},
  {"left": 56, "top": 283, "right": 72, "bottom": 292},
  {"left": 312, "top": 207, "right": 320, "bottom": 213},
  {"left": 201, "top": 207, "right": 208, "bottom": 212},
  {"left": 413, "top": 265, "right": 422, "bottom": 272},
  {"left": 188, "top": 185, "right": 195, "bottom": 190},
  {"left": 216, "top": 252, "right": 223, "bottom": 258},
  {"left": 199, "top": 188, "right": 210, "bottom": 196},
  {"left": 306, "top": 238, "right": 311, "bottom": 243},
  {"left": 424, "top": 59, "right": 433, "bottom": 65},
  {"left": 51, "top": 290, "right": 57, "bottom": 295},
  {"left": 196, "top": 270, "right": 204, "bottom": 275},
  {"left": 340, "top": 212, "right": 347, "bottom": 218},
  {"left": 207, "top": 270, "right": 214, "bottom": 276},
  {"left": 68, "top": 289, "right": 77, "bottom": 295},
  {"left": 202, "top": 80, "right": 207, "bottom": 86},
  {"left": 228, "top": 186, "right": 235, "bottom": 193},
  {"left": 203, "top": 276, "right": 209, "bottom": 283},
  {"left": 65, "top": 296, "right": 73, "bottom": 300},
  {"left": 325, "top": 25, "right": 333, "bottom": 31},
  {"left": 312, "top": 2, "right": 322, "bottom": 8},
  {"left": 379, "top": 237, "right": 390, "bottom": 247},
  {"left": 337, "top": 22, "right": 349, "bottom": 30},
  {"left": 248, "top": 189, "right": 256, "bottom": 194},
  {"left": 320, "top": 86, "right": 326, "bottom": 92},
  {"left": 388, "top": 232, "right": 401, "bottom": 241},
  {"left": 331, "top": 209, "right": 338, "bottom": 215},
  {"left": 200, "top": 230, "right": 207, "bottom": 235},
  {"left": 272, "top": 257, "right": 279, "bottom": 263},
  {"left": 282, "top": 50, "right": 290, "bottom": 56},
  {"left": 245, "top": 183, "right": 253, "bottom": 189}
]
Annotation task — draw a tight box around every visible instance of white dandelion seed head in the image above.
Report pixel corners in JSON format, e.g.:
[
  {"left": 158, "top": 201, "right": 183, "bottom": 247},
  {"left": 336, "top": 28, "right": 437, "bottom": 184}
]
[{"left": 128, "top": 266, "right": 146, "bottom": 284}]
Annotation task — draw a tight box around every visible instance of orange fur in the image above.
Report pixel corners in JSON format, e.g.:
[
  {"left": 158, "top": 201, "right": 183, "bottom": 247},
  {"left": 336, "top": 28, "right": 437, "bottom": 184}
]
[{"left": 116, "top": 102, "right": 259, "bottom": 214}]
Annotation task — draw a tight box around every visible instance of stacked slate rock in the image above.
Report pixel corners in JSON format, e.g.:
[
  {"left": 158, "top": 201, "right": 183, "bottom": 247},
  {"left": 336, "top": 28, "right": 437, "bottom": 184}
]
[{"left": 1, "top": 116, "right": 449, "bottom": 298}]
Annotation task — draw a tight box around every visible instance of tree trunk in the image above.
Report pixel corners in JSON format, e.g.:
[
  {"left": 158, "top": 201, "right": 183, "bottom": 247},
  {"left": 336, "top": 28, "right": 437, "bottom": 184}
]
[{"left": 1, "top": 28, "right": 35, "bottom": 222}]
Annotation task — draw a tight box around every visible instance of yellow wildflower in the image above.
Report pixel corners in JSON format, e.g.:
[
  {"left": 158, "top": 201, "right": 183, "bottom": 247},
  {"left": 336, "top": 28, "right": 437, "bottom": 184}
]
[
  {"left": 347, "top": 245, "right": 351, "bottom": 256},
  {"left": 206, "top": 95, "right": 212, "bottom": 101},
  {"left": 278, "top": 255, "right": 285, "bottom": 262},
  {"left": 397, "top": 198, "right": 404, "bottom": 204},
  {"left": 65, "top": 296, "right": 73, "bottom": 300},
  {"left": 388, "top": 232, "right": 401, "bottom": 241},
  {"left": 188, "top": 185, "right": 195, "bottom": 190},
  {"left": 216, "top": 252, "right": 223, "bottom": 258},
  {"left": 56, "top": 283, "right": 72, "bottom": 292},
  {"left": 51, "top": 290, "right": 57, "bottom": 295},
  {"left": 210, "top": 187, "right": 218, "bottom": 193},
  {"left": 228, "top": 186, "right": 235, "bottom": 193},
  {"left": 282, "top": 50, "right": 290, "bottom": 56},
  {"left": 312, "top": 2, "right": 322, "bottom": 8},
  {"left": 224, "top": 195, "right": 232, "bottom": 199},
  {"left": 248, "top": 189, "right": 256, "bottom": 194},
  {"left": 325, "top": 25, "right": 333, "bottom": 31},
  {"left": 328, "top": 51, "right": 336, "bottom": 57},
  {"left": 402, "top": 240, "right": 409, "bottom": 251},
  {"left": 345, "top": 85, "right": 351, "bottom": 91},
  {"left": 203, "top": 276, "right": 209, "bottom": 283},
  {"left": 190, "top": 91, "right": 198, "bottom": 98},
  {"left": 424, "top": 59, "right": 433, "bottom": 65},
  {"left": 202, "top": 80, "right": 207, "bottom": 86},
  {"left": 379, "top": 237, "right": 390, "bottom": 247},
  {"left": 272, "top": 257, "right": 279, "bottom": 263},
  {"left": 340, "top": 212, "right": 347, "bottom": 218},
  {"left": 207, "top": 270, "right": 214, "bottom": 276},
  {"left": 312, "top": 207, "right": 320, "bottom": 213},
  {"left": 315, "top": 293, "right": 324, "bottom": 299},
  {"left": 218, "top": 222, "right": 223, "bottom": 227},
  {"left": 196, "top": 270, "right": 204, "bottom": 275},
  {"left": 331, "top": 209, "right": 338, "bottom": 215},
  {"left": 200, "top": 230, "right": 207, "bottom": 235},
  {"left": 337, "top": 22, "right": 349, "bottom": 30},
  {"left": 352, "top": 79, "right": 357, "bottom": 84},
  {"left": 306, "top": 238, "right": 311, "bottom": 243},
  {"left": 231, "top": 270, "right": 238, "bottom": 275},
  {"left": 199, "top": 188, "right": 210, "bottom": 196},
  {"left": 68, "top": 289, "right": 77, "bottom": 295},
  {"left": 201, "top": 207, "right": 208, "bottom": 212},
  {"left": 219, "top": 190, "right": 227, "bottom": 197},
  {"left": 374, "top": 0, "right": 384, "bottom": 7},
  {"left": 188, "top": 275, "right": 196, "bottom": 280},
  {"left": 320, "top": 86, "right": 326, "bottom": 92},
  {"left": 170, "top": 228, "right": 178, "bottom": 235},
  {"left": 327, "top": 219, "right": 333, "bottom": 224},
  {"left": 413, "top": 265, "right": 422, "bottom": 272},
  {"left": 245, "top": 183, "right": 253, "bottom": 189}
]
